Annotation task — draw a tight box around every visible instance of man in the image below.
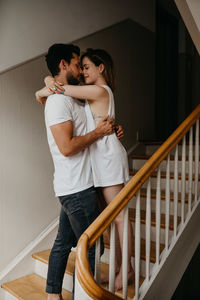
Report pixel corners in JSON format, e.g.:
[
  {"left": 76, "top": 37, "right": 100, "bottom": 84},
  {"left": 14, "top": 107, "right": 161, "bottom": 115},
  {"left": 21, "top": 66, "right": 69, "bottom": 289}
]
[{"left": 36, "top": 44, "right": 115, "bottom": 300}]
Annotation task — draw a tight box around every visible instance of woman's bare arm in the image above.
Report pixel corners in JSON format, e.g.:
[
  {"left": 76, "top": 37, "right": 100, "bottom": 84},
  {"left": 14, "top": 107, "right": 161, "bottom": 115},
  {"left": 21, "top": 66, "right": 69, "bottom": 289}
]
[
  {"left": 62, "top": 84, "right": 108, "bottom": 101},
  {"left": 45, "top": 76, "right": 64, "bottom": 93},
  {"left": 44, "top": 75, "right": 108, "bottom": 101},
  {"left": 35, "top": 87, "right": 54, "bottom": 105}
]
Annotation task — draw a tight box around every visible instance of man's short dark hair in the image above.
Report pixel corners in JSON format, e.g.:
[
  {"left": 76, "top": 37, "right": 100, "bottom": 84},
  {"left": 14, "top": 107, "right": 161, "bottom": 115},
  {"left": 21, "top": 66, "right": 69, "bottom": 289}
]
[{"left": 45, "top": 43, "right": 80, "bottom": 77}]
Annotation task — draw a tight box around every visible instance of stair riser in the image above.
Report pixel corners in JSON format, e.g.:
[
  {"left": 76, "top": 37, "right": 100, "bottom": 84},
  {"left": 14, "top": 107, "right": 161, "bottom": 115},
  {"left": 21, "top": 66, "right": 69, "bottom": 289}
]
[
  {"left": 109, "top": 216, "right": 173, "bottom": 244},
  {"left": 145, "top": 145, "right": 160, "bottom": 155},
  {"left": 34, "top": 260, "right": 73, "bottom": 292},
  {"left": 33, "top": 251, "right": 152, "bottom": 289},
  {"left": 142, "top": 177, "right": 198, "bottom": 194},
  {"left": 131, "top": 222, "right": 173, "bottom": 244},
  {"left": 132, "top": 159, "right": 198, "bottom": 174},
  {"left": 130, "top": 174, "right": 198, "bottom": 193},
  {"left": 128, "top": 196, "right": 188, "bottom": 216},
  {"left": 145, "top": 145, "right": 196, "bottom": 156},
  {"left": 101, "top": 248, "right": 154, "bottom": 277}
]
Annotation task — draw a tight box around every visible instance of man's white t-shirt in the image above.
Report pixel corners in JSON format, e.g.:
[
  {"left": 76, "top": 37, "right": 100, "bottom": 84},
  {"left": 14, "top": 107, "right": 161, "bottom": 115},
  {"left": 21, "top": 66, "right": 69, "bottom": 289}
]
[{"left": 45, "top": 94, "right": 93, "bottom": 196}]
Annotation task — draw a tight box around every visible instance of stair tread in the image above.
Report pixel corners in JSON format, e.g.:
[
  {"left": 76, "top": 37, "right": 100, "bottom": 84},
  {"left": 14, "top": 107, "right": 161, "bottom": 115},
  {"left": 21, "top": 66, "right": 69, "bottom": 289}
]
[
  {"left": 128, "top": 185, "right": 191, "bottom": 203},
  {"left": 142, "top": 141, "right": 197, "bottom": 146},
  {"left": 101, "top": 273, "right": 145, "bottom": 300},
  {"left": 104, "top": 233, "right": 164, "bottom": 263},
  {"left": 33, "top": 250, "right": 140, "bottom": 299},
  {"left": 1, "top": 273, "right": 72, "bottom": 300},
  {"left": 142, "top": 141, "right": 163, "bottom": 145},
  {"left": 131, "top": 154, "right": 199, "bottom": 161},
  {"left": 33, "top": 250, "right": 75, "bottom": 276},
  {"left": 130, "top": 169, "right": 200, "bottom": 181},
  {"left": 33, "top": 249, "right": 109, "bottom": 278},
  {"left": 129, "top": 207, "right": 181, "bottom": 230}
]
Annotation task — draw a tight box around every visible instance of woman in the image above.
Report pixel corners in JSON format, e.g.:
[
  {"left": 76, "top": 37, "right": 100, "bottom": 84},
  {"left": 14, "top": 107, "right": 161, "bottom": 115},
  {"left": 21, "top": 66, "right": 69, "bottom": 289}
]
[{"left": 36, "top": 48, "right": 134, "bottom": 290}]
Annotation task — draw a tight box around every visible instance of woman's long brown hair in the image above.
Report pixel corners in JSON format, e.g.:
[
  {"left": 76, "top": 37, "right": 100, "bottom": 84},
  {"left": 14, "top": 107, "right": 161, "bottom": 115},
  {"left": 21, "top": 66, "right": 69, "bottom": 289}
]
[{"left": 81, "top": 48, "right": 115, "bottom": 91}]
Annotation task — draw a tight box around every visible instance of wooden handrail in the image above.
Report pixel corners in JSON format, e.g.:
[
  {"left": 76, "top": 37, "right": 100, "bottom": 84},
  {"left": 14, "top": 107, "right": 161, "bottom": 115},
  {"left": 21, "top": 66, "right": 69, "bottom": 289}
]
[{"left": 76, "top": 104, "right": 200, "bottom": 299}]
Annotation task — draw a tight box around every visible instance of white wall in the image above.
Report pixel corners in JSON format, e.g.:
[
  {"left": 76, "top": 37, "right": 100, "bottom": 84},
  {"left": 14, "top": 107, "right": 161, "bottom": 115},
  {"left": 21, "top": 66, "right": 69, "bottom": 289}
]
[
  {"left": 0, "top": 57, "right": 60, "bottom": 271},
  {"left": 0, "top": 0, "right": 155, "bottom": 73}
]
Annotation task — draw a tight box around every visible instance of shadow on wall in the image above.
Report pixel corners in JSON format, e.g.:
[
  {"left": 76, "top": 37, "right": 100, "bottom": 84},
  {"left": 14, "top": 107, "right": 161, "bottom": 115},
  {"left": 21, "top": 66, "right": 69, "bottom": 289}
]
[{"left": 75, "top": 19, "right": 156, "bottom": 149}]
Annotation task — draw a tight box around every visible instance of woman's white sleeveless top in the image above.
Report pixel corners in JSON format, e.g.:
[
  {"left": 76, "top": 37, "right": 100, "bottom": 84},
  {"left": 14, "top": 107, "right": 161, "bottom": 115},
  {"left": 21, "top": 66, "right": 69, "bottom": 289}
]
[{"left": 84, "top": 85, "right": 130, "bottom": 187}]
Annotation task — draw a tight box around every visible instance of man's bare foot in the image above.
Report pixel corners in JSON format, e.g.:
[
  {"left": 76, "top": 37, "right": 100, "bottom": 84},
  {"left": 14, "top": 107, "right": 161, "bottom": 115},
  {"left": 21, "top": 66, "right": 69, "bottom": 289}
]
[
  {"left": 114, "top": 268, "right": 134, "bottom": 291},
  {"left": 47, "top": 294, "right": 63, "bottom": 300}
]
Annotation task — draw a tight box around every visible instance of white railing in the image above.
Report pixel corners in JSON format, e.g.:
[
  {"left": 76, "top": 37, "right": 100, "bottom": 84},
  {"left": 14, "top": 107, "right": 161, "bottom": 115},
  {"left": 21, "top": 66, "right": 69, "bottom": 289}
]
[{"left": 75, "top": 105, "right": 200, "bottom": 300}]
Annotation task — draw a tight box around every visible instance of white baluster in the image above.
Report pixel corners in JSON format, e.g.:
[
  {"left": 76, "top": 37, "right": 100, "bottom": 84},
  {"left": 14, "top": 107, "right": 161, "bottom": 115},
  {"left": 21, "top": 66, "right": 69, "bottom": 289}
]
[
  {"left": 109, "top": 221, "right": 116, "bottom": 293},
  {"left": 181, "top": 135, "right": 186, "bottom": 224},
  {"left": 195, "top": 119, "right": 199, "bottom": 202},
  {"left": 146, "top": 179, "right": 151, "bottom": 281},
  {"left": 188, "top": 127, "right": 193, "bottom": 212},
  {"left": 165, "top": 154, "right": 170, "bottom": 249},
  {"left": 94, "top": 237, "right": 101, "bottom": 284},
  {"left": 122, "top": 204, "right": 129, "bottom": 299},
  {"left": 135, "top": 191, "right": 141, "bottom": 300},
  {"left": 173, "top": 145, "right": 178, "bottom": 238},
  {"left": 156, "top": 166, "right": 161, "bottom": 265}
]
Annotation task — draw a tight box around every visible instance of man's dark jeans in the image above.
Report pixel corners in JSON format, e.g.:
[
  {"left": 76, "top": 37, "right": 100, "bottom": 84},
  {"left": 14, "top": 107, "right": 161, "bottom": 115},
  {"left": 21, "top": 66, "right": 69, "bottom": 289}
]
[{"left": 46, "top": 186, "right": 104, "bottom": 298}]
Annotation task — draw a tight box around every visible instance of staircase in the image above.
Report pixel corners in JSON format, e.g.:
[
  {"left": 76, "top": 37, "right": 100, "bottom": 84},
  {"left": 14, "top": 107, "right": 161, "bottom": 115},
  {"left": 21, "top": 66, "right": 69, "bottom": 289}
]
[
  {"left": 74, "top": 105, "right": 200, "bottom": 300},
  {"left": 1, "top": 142, "right": 160, "bottom": 300},
  {"left": 2, "top": 123, "right": 200, "bottom": 300},
  {"left": 0, "top": 142, "right": 174, "bottom": 299}
]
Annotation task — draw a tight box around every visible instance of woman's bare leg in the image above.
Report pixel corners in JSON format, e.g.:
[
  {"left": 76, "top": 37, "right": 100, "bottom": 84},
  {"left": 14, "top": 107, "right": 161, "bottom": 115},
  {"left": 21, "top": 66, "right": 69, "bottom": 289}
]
[
  {"left": 98, "top": 188, "right": 121, "bottom": 284},
  {"left": 102, "top": 184, "right": 134, "bottom": 290}
]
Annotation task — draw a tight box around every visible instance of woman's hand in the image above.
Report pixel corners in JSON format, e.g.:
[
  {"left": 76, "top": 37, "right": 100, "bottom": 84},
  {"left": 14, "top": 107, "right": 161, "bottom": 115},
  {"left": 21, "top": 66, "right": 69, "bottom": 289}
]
[
  {"left": 115, "top": 124, "right": 124, "bottom": 140},
  {"left": 44, "top": 76, "right": 64, "bottom": 94},
  {"left": 35, "top": 87, "right": 54, "bottom": 105}
]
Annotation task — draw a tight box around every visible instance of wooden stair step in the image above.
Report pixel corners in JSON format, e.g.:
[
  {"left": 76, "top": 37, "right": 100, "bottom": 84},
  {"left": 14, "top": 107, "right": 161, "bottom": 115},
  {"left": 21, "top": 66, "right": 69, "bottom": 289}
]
[
  {"left": 33, "top": 249, "right": 109, "bottom": 280},
  {"left": 101, "top": 273, "right": 145, "bottom": 300},
  {"left": 1, "top": 273, "right": 71, "bottom": 300},
  {"left": 103, "top": 232, "right": 164, "bottom": 263},
  {"left": 142, "top": 141, "right": 163, "bottom": 145},
  {"left": 100, "top": 261, "right": 144, "bottom": 300},
  {"left": 129, "top": 208, "right": 181, "bottom": 230},
  {"left": 128, "top": 186, "right": 190, "bottom": 203},
  {"left": 33, "top": 250, "right": 143, "bottom": 299},
  {"left": 130, "top": 169, "right": 200, "bottom": 181},
  {"left": 33, "top": 250, "right": 75, "bottom": 276},
  {"left": 142, "top": 141, "right": 197, "bottom": 146},
  {"left": 131, "top": 154, "right": 199, "bottom": 161}
]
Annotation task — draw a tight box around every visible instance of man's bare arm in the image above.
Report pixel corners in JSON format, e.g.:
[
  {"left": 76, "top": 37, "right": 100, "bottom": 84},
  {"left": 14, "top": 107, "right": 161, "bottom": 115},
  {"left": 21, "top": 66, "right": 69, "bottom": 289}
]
[{"left": 50, "top": 116, "right": 114, "bottom": 156}]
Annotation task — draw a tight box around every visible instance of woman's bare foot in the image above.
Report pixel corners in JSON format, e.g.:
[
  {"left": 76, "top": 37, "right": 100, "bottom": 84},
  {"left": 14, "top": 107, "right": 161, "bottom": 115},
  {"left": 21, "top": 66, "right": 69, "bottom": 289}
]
[
  {"left": 101, "top": 273, "right": 110, "bottom": 284},
  {"left": 101, "top": 269, "right": 119, "bottom": 284},
  {"left": 114, "top": 268, "right": 134, "bottom": 291}
]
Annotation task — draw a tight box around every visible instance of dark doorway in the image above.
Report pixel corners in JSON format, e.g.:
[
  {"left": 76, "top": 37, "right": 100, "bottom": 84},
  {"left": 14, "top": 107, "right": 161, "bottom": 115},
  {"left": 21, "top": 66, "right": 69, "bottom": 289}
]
[{"left": 156, "top": 4, "right": 179, "bottom": 140}]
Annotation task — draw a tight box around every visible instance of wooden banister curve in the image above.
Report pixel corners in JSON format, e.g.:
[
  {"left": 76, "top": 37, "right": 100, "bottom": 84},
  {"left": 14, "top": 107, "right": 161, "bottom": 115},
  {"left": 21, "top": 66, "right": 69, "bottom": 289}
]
[{"left": 76, "top": 104, "right": 200, "bottom": 299}]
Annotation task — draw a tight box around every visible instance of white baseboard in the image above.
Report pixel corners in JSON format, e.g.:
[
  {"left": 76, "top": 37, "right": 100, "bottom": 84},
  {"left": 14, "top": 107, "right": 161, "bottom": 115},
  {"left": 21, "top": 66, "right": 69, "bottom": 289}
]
[
  {"left": 0, "top": 288, "right": 17, "bottom": 300},
  {"left": 0, "top": 217, "right": 59, "bottom": 285}
]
